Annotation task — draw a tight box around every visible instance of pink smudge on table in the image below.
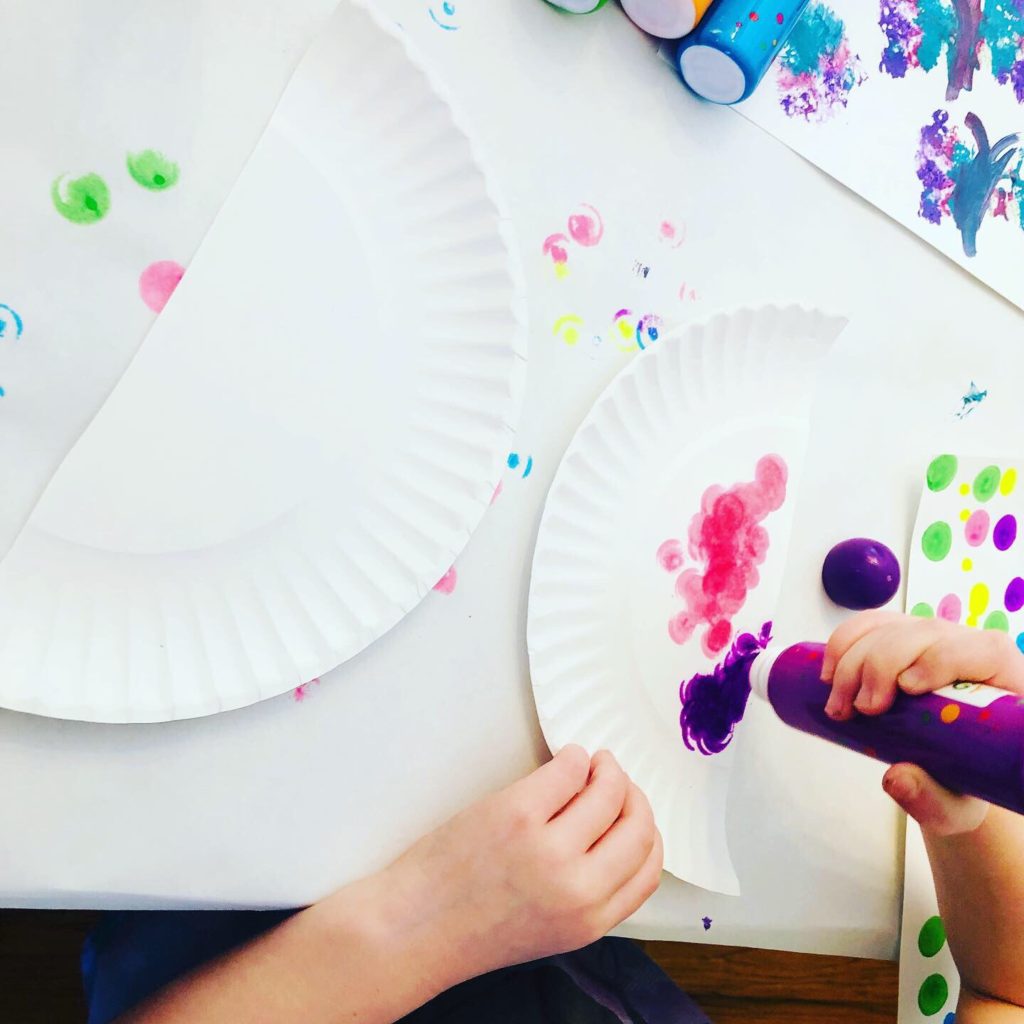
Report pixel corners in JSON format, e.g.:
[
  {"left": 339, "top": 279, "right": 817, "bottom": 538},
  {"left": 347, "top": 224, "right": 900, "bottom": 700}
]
[
  {"left": 567, "top": 204, "right": 604, "bottom": 247},
  {"left": 433, "top": 566, "right": 458, "bottom": 594},
  {"left": 937, "top": 593, "right": 962, "bottom": 623},
  {"left": 293, "top": 677, "right": 321, "bottom": 702},
  {"left": 964, "top": 508, "right": 990, "bottom": 547},
  {"left": 138, "top": 259, "right": 185, "bottom": 313},
  {"left": 491, "top": 480, "right": 504, "bottom": 505},
  {"left": 665, "top": 454, "right": 788, "bottom": 657},
  {"left": 657, "top": 539, "right": 685, "bottom": 572},
  {"left": 678, "top": 282, "right": 698, "bottom": 302},
  {"left": 659, "top": 220, "right": 686, "bottom": 248}
]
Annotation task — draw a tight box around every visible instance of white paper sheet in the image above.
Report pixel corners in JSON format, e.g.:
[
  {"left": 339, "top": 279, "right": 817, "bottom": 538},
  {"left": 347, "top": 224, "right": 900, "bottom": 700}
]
[{"left": 739, "top": 0, "right": 1024, "bottom": 311}]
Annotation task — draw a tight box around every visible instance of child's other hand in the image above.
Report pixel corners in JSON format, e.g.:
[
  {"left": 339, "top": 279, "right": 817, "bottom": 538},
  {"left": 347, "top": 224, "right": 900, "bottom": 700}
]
[
  {"left": 822, "top": 610, "right": 1024, "bottom": 835},
  {"left": 380, "top": 746, "right": 662, "bottom": 985}
]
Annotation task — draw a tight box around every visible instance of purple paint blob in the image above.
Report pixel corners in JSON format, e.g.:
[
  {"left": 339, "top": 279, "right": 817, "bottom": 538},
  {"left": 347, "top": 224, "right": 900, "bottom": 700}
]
[
  {"left": 678, "top": 621, "right": 772, "bottom": 756},
  {"left": 1006, "top": 576, "right": 1024, "bottom": 612},
  {"left": 994, "top": 513, "right": 1018, "bottom": 551}
]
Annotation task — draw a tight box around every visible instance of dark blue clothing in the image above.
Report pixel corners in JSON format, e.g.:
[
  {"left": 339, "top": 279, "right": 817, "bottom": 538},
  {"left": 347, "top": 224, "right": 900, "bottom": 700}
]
[{"left": 82, "top": 910, "right": 710, "bottom": 1024}]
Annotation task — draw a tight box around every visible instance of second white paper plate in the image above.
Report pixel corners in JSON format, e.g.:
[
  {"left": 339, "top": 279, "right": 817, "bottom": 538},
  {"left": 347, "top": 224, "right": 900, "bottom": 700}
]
[
  {"left": 0, "top": 0, "right": 526, "bottom": 722},
  {"left": 528, "top": 307, "right": 843, "bottom": 894}
]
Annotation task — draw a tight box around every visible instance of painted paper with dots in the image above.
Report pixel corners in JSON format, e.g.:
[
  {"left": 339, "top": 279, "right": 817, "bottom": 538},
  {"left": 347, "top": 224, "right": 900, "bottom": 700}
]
[{"left": 908, "top": 454, "right": 1024, "bottom": 645}]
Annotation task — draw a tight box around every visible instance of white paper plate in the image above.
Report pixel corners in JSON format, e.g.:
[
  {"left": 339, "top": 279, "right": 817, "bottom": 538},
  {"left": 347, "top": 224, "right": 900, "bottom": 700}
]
[
  {"left": 528, "top": 306, "right": 844, "bottom": 894},
  {"left": 0, "top": 0, "right": 526, "bottom": 723}
]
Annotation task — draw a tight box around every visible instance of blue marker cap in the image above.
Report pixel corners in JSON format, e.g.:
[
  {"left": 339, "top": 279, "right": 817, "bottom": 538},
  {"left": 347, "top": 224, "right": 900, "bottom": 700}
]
[{"left": 676, "top": 0, "right": 811, "bottom": 104}]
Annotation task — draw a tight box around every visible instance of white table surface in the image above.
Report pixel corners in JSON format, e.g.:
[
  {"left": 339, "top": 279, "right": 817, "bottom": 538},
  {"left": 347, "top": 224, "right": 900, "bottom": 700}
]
[{"left": 3, "top": 0, "right": 1022, "bottom": 962}]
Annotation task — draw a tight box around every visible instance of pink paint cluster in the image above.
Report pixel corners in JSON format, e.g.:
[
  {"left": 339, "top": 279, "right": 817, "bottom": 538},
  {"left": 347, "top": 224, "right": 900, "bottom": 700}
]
[
  {"left": 433, "top": 566, "right": 458, "bottom": 594},
  {"left": 656, "top": 539, "right": 685, "bottom": 572},
  {"left": 541, "top": 203, "right": 604, "bottom": 272},
  {"left": 293, "top": 677, "right": 321, "bottom": 702},
  {"left": 138, "top": 260, "right": 185, "bottom": 312},
  {"left": 665, "top": 455, "right": 788, "bottom": 657}
]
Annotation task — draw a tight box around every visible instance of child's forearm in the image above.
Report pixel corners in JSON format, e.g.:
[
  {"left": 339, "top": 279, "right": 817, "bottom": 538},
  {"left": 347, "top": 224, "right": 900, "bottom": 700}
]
[
  {"left": 118, "top": 871, "right": 463, "bottom": 1024},
  {"left": 958, "top": 990, "right": 1024, "bottom": 1023},
  {"left": 926, "top": 806, "right": 1024, "bottom": 1011}
]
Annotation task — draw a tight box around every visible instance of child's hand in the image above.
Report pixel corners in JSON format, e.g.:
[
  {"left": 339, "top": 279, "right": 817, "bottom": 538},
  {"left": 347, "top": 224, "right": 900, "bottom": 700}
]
[
  {"left": 378, "top": 746, "right": 662, "bottom": 986},
  {"left": 822, "top": 610, "right": 1024, "bottom": 835},
  {"left": 823, "top": 612, "right": 1024, "bottom": 1015}
]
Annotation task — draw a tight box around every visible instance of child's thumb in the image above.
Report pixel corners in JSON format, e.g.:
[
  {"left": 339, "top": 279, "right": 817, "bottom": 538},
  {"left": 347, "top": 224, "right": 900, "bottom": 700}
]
[{"left": 882, "top": 762, "right": 989, "bottom": 836}]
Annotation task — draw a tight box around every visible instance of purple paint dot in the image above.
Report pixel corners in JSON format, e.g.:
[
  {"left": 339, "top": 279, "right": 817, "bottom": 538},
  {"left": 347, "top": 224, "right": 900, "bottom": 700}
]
[
  {"left": 964, "top": 509, "right": 989, "bottom": 546},
  {"left": 1005, "top": 577, "right": 1024, "bottom": 613},
  {"left": 994, "top": 514, "right": 1017, "bottom": 551}
]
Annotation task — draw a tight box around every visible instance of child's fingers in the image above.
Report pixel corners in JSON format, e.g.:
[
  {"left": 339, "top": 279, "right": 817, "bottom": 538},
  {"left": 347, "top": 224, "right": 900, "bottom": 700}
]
[
  {"left": 586, "top": 781, "right": 657, "bottom": 892},
  {"left": 822, "top": 610, "right": 905, "bottom": 682},
  {"left": 829, "top": 619, "right": 947, "bottom": 718},
  {"left": 552, "top": 750, "right": 629, "bottom": 849},
  {"left": 603, "top": 827, "right": 664, "bottom": 928},
  {"left": 525, "top": 744, "right": 591, "bottom": 821},
  {"left": 899, "top": 630, "right": 1024, "bottom": 696},
  {"left": 883, "top": 763, "right": 989, "bottom": 836}
]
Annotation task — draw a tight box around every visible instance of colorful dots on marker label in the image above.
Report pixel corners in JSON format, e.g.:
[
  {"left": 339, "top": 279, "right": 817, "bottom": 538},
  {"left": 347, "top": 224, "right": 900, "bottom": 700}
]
[
  {"left": 1017, "top": 632, "right": 1024, "bottom": 654},
  {"left": 918, "top": 915, "right": 946, "bottom": 957},
  {"left": 927, "top": 454, "right": 958, "bottom": 492},
  {"left": 973, "top": 464, "right": 1001, "bottom": 502},
  {"left": 918, "top": 973, "right": 949, "bottom": 1015},
  {"left": 940, "top": 703, "right": 960, "bottom": 723},
  {"left": 776, "top": 11, "right": 785, "bottom": 23},
  {"left": 922, "top": 521, "right": 953, "bottom": 561}
]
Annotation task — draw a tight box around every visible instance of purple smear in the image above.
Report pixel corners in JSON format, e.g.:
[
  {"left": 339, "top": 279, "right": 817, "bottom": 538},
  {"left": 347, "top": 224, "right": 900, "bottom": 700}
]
[{"left": 678, "top": 621, "right": 772, "bottom": 756}]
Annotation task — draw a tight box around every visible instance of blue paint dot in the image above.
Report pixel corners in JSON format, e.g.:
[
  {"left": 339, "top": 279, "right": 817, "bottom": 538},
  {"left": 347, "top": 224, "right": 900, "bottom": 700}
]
[
  {"left": 507, "top": 452, "right": 520, "bottom": 470},
  {"left": 443, "top": 0, "right": 454, "bottom": 12},
  {"left": 944, "top": 1013, "right": 956, "bottom": 1024},
  {"left": 523, "top": 456, "right": 533, "bottom": 478},
  {"left": 1016, "top": 632, "right": 1024, "bottom": 654}
]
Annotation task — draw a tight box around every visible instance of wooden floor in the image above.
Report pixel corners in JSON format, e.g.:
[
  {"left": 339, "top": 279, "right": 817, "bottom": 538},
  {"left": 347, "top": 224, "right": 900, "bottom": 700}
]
[{"left": 0, "top": 911, "right": 898, "bottom": 1023}]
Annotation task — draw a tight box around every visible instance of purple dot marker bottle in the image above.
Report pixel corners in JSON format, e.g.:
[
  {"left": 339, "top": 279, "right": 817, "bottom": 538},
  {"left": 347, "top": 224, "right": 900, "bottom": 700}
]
[{"left": 749, "top": 642, "right": 1024, "bottom": 815}]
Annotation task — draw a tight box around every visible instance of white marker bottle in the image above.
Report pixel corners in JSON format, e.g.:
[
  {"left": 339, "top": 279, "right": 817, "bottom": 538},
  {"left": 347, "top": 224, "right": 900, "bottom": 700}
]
[{"left": 620, "top": 0, "right": 713, "bottom": 39}]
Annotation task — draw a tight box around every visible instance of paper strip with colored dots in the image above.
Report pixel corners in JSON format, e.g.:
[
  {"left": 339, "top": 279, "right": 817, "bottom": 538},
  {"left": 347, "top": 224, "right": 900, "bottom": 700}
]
[
  {"left": 896, "top": 823, "right": 959, "bottom": 1023},
  {"left": 908, "top": 455, "right": 1024, "bottom": 647}
]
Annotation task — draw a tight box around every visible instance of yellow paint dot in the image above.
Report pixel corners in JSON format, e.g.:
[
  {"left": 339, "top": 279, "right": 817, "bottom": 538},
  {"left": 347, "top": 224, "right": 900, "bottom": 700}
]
[
  {"left": 1001, "top": 467, "right": 1018, "bottom": 495},
  {"left": 969, "top": 581, "right": 989, "bottom": 618},
  {"left": 959, "top": 483, "right": 970, "bottom": 496},
  {"left": 960, "top": 509, "right": 971, "bottom": 521},
  {"left": 940, "top": 704, "right": 960, "bottom": 724},
  {"left": 563, "top": 327, "right": 579, "bottom": 345},
  {"left": 967, "top": 615, "right": 977, "bottom": 627},
  {"left": 554, "top": 263, "right": 569, "bottom": 280},
  {"left": 962, "top": 558, "right": 973, "bottom": 571},
  {"left": 617, "top": 319, "right": 633, "bottom": 340}
]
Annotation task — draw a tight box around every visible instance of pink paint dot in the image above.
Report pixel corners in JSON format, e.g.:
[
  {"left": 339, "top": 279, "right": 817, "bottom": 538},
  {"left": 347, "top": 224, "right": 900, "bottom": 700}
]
[
  {"left": 964, "top": 509, "right": 990, "bottom": 547},
  {"left": 293, "top": 677, "right": 321, "bottom": 702},
  {"left": 660, "top": 220, "right": 676, "bottom": 239},
  {"left": 937, "top": 593, "right": 962, "bottom": 623},
  {"left": 567, "top": 204, "right": 604, "bottom": 247},
  {"left": 138, "top": 260, "right": 185, "bottom": 313},
  {"left": 542, "top": 233, "right": 569, "bottom": 265},
  {"left": 657, "top": 539, "right": 684, "bottom": 572},
  {"left": 749, "top": 11, "right": 759, "bottom": 20},
  {"left": 433, "top": 566, "right": 458, "bottom": 594},
  {"left": 776, "top": 11, "right": 784, "bottom": 23}
]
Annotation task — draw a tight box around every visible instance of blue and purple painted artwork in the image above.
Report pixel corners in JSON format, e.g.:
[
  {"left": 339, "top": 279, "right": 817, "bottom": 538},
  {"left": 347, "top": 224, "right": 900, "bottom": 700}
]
[{"left": 880, "top": 0, "right": 1024, "bottom": 102}]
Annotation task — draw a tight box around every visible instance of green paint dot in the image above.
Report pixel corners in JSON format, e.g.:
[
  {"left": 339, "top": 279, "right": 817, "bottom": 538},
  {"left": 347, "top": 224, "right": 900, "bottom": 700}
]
[
  {"left": 911, "top": 602, "right": 935, "bottom": 618},
  {"left": 922, "top": 521, "right": 953, "bottom": 562},
  {"left": 973, "top": 465, "right": 1001, "bottom": 502},
  {"left": 918, "top": 915, "right": 946, "bottom": 957},
  {"left": 125, "top": 149, "right": 180, "bottom": 191},
  {"left": 984, "top": 610, "right": 1010, "bottom": 632},
  {"left": 918, "top": 973, "right": 949, "bottom": 1016},
  {"left": 51, "top": 173, "right": 110, "bottom": 224},
  {"left": 927, "top": 454, "right": 958, "bottom": 492}
]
